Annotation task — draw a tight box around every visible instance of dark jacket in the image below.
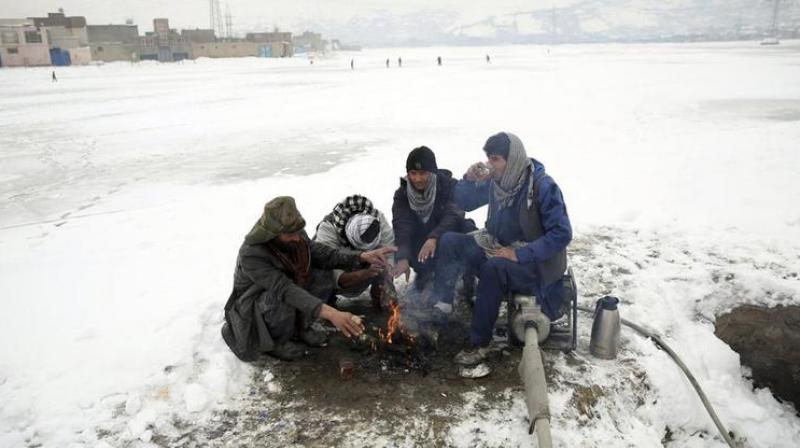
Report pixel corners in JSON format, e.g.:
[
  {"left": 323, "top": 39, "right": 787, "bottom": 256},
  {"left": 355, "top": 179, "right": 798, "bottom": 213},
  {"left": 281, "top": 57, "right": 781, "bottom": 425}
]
[
  {"left": 455, "top": 159, "right": 572, "bottom": 286},
  {"left": 222, "top": 232, "right": 362, "bottom": 361},
  {"left": 392, "top": 169, "right": 472, "bottom": 262}
]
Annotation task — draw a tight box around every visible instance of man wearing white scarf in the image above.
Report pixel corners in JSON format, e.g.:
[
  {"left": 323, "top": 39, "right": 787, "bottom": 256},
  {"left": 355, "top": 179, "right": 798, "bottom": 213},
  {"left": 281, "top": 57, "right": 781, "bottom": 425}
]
[{"left": 428, "top": 132, "right": 573, "bottom": 368}]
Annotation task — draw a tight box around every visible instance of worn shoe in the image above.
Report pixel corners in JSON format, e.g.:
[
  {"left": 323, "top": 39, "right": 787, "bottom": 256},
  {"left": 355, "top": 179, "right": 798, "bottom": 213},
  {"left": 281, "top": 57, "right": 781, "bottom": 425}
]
[
  {"left": 268, "top": 341, "right": 306, "bottom": 361},
  {"left": 454, "top": 344, "right": 491, "bottom": 365},
  {"left": 299, "top": 329, "right": 328, "bottom": 347}
]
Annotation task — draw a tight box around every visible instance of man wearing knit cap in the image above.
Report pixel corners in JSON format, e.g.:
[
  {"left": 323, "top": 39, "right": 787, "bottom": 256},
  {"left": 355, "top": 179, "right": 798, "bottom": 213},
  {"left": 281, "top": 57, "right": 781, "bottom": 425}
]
[
  {"left": 390, "top": 146, "right": 476, "bottom": 289},
  {"left": 221, "top": 196, "right": 396, "bottom": 361},
  {"left": 314, "top": 194, "right": 396, "bottom": 305},
  {"left": 430, "top": 132, "right": 572, "bottom": 367}
]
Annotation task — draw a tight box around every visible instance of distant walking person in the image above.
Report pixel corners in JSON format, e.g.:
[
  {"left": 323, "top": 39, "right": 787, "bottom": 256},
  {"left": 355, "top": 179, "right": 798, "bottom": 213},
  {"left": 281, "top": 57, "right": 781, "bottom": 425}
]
[
  {"left": 51, "top": 71, "right": 57, "bottom": 82},
  {"left": 437, "top": 56, "right": 442, "bottom": 66},
  {"left": 386, "top": 58, "right": 390, "bottom": 68},
  {"left": 350, "top": 59, "right": 354, "bottom": 70},
  {"left": 398, "top": 57, "right": 402, "bottom": 67},
  {"left": 486, "top": 54, "right": 491, "bottom": 64}
]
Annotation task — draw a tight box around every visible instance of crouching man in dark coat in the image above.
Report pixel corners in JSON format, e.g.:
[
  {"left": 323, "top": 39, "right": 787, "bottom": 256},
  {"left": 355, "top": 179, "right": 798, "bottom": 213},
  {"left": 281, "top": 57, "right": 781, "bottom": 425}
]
[
  {"left": 222, "top": 196, "right": 396, "bottom": 361},
  {"left": 390, "top": 146, "right": 476, "bottom": 289}
]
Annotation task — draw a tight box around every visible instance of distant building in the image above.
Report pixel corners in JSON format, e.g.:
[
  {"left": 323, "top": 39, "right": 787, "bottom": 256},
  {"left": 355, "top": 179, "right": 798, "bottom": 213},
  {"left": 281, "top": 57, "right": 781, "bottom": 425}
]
[
  {"left": 191, "top": 41, "right": 259, "bottom": 58},
  {"left": 29, "top": 11, "right": 91, "bottom": 65},
  {"left": 181, "top": 28, "right": 217, "bottom": 43},
  {"left": 87, "top": 24, "right": 140, "bottom": 62},
  {"left": 245, "top": 31, "right": 293, "bottom": 57},
  {"left": 293, "top": 31, "right": 324, "bottom": 53},
  {"left": 0, "top": 19, "right": 51, "bottom": 67},
  {"left": 139, "top": 18, "right": 190, "bottom": 62}
]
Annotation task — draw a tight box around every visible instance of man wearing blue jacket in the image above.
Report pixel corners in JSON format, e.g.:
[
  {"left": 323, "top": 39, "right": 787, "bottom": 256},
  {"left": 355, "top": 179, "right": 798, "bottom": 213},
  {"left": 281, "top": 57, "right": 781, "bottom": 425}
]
[{"left": 430, "top": 132, "right": 572, "bottom": 365}]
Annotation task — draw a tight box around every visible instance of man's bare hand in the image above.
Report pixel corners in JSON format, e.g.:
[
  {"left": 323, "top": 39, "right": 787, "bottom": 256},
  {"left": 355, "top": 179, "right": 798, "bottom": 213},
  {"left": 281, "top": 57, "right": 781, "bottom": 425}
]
[
  {"left": 360, "top": 246, "right": 398, "bottom": 268},
  {"left": 417, "top": 238, "right": 437, "bottom": 263},
  {"left": 465, "top": 162, "right": 491, "bottom": 182},
  {"left": 391, "top": 259, "right": 410, "bottom": 281},
  {"left": 320, "top": 304, "right": 364, "bottom": 338},
  {"left": 489, "top": 247, "right": 518, "bottom": 263}
]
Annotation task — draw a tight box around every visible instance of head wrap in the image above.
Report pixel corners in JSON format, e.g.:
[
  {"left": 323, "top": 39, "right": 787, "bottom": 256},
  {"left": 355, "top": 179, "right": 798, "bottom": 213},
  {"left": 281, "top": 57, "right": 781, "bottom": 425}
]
[
  {"left": 345, "top": 213, "right": 381, "bottom": 250},
  {"left": 244, "top": 196, "right": 306, "bottom": 245},
  {"left": 489, "top": 132, "right": 532, "bottom": 211}
]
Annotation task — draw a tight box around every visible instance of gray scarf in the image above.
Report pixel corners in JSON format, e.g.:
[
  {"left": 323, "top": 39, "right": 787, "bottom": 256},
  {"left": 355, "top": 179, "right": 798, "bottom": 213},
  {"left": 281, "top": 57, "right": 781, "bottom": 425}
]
[
  {"left": 490, "top": 132, "right": 532, "bottom": 211},
  {"left": 406, "top": 173, "right": 437, "bottom": 223}
]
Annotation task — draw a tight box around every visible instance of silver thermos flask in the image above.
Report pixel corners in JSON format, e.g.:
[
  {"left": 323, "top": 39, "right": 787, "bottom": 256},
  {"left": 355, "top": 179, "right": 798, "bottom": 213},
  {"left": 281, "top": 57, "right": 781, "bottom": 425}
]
[{"left": 590, "top": 296, "right": 621, "bottom": 359}]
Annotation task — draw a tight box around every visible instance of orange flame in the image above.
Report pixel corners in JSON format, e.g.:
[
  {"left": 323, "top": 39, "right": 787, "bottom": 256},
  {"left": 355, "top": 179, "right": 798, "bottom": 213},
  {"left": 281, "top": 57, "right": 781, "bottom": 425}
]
[{"left": 378, "top": 300, "right": 401, "bottom": 344}]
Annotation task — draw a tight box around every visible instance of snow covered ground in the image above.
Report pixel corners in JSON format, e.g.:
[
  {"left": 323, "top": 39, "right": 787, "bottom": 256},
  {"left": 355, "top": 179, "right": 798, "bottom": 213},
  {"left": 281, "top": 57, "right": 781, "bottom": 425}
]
[{"left": 1, "top": 41, "right": 799, "bottom": 447}]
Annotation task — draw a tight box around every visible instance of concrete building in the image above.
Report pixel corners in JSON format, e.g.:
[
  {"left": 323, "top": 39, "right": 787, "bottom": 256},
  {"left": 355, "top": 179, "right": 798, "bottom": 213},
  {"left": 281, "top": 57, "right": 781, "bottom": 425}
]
[
  {"left": 191, "top": 41, "right": 259, "bottom": 58},
  {"left": 0, "top": 19, "right": 51, "bottom": 67},
  {"left": 245, "top": 31, "right": 293, "bottom": 57},
  {"left": 87, "top": 24, "right": 140, "bottom": 62},
  {"left": 139, "top": 18, "right": 190, "bottom": 62},
  {"left": 30, "top": 11, "right": 91, "bottom": 65},
  {"left": 182, "top": 29, "right": 217, "bottom": 43}
]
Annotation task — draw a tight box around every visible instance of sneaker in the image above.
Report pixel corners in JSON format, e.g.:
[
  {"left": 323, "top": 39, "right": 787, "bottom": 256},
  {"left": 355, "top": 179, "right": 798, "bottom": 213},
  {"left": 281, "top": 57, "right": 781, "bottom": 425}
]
[
  {"left": 454, "top": 344, "right": 491, "bottom": 365},
  {"left": 268, "top": 341, "right": 306, "bottom": 361},
  {"left": 299, "top": 329, "right": 328, "bottom": 347}
]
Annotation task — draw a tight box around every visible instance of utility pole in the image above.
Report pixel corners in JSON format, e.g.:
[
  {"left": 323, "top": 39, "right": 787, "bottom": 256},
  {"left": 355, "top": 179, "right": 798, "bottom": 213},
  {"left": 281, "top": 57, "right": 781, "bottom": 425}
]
[
  {"left": 209, "top": 0, "right": 223, "bottom": 39},
  {"left": 225, "top": 4, "right": 233, "bottom": 39}
]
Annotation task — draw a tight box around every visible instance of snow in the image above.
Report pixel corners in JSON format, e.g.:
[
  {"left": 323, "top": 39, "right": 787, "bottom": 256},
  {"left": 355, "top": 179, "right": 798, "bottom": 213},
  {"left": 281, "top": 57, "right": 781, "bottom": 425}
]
[{"left": 1, "top": 41, "right": 800, "bottom": 447}]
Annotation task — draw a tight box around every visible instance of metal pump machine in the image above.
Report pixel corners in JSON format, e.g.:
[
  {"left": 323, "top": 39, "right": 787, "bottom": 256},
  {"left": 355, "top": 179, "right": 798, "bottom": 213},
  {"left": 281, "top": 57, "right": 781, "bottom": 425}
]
[{"left": 507, "top": 267, "right": 578, "bottom": 447}]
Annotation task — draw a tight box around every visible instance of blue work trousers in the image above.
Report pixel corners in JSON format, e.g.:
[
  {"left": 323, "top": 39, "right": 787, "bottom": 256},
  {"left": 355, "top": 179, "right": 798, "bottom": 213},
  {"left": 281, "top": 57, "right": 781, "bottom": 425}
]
[{"left": 433, "top": 232, "right": 544, "bottom": 346}]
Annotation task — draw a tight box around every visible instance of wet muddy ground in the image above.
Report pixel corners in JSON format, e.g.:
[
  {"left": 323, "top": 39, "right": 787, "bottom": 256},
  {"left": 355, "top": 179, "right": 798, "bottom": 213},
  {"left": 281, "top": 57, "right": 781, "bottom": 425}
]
[{"left": 193, "top": 294, "right": 569, "bottom": 447}]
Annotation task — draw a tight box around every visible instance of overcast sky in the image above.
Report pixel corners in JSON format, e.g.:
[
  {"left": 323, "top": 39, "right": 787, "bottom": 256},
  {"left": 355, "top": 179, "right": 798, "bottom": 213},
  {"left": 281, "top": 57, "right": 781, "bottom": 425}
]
[{"left": 1, "top": 0, "right": 571, "bottom": 31}]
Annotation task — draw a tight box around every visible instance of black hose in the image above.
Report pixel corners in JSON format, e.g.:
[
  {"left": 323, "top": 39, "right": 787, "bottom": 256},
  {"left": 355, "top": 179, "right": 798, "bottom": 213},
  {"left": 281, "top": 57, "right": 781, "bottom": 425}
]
[{"left": 576, "top": 305, "right": 736, "bottom": 448}]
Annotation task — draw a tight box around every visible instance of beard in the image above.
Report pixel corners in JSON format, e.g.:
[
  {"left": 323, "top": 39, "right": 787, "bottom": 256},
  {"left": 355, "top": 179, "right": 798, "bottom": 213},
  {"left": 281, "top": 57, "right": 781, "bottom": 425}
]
[{"left": 273, "top": 237, "right": 302, "bottom": 252}]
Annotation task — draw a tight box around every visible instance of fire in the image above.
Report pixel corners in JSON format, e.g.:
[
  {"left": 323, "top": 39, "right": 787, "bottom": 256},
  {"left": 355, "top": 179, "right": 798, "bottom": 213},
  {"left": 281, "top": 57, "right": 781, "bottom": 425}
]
[{"left": 378, "top": 300, "right": 401, "bottom": 344}]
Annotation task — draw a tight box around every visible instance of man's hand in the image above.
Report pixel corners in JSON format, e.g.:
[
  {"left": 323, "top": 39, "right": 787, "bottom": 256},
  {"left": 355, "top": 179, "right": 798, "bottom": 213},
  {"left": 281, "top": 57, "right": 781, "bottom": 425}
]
[
  {"left": 489, "top": 247, "right": 518, "bottom": 263},
  {"left": 465, "top": 162, "right": 491, "bottom": 182},
  {"left": 338, "top": 267, "right": 381, "bottom": 290},
  {"left": 417, "top": 238, "right": 437, "bottom": 263},
  {"left": 360, "top": 246, "right": 398, "bottom": 268},
  {"left": 391, "top": 259, "right": 410, "bottom": 281},
  {"left": 319, "top": 304, "right": 364, "bottom": 338}
]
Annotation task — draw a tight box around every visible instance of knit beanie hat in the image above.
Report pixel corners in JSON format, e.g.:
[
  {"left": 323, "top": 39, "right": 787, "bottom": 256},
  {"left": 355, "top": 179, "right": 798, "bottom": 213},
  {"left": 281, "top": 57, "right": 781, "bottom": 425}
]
[
  {"left": 483, "top": 133, "right": 511, "bottom": 160},
  {"left": 406, "top": 146, "right": 438, "bottom": 173},
  {"left": 345, "top": 213, "right": 381, "bottom": 250}
]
